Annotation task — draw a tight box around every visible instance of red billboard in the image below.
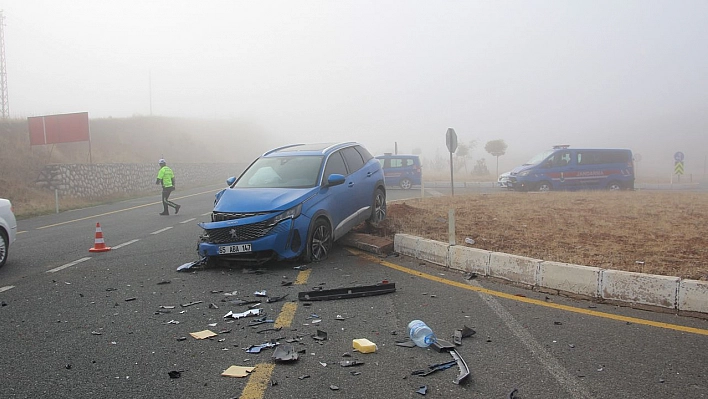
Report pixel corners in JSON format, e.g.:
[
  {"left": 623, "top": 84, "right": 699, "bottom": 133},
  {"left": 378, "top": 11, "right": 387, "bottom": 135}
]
[{"left": 28, "top": 112, "right": 90, "bottom": 145}]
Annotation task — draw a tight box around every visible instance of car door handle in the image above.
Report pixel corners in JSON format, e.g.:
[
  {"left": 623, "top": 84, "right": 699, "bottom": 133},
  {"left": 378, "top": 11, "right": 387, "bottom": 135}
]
[{"left": 348, "top": 182, "right": 355, "bottom": 188}]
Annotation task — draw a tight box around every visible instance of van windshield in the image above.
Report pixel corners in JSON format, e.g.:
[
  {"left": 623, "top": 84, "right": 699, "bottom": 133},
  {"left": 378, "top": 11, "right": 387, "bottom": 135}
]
[{"left": 524, "top": 150, "right": 555, "bottom": 165}]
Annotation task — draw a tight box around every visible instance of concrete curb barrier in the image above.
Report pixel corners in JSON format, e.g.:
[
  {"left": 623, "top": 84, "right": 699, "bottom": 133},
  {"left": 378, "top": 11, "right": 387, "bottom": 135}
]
[{"left": 393, "top": 233, "right": 707, "bottom": 317}]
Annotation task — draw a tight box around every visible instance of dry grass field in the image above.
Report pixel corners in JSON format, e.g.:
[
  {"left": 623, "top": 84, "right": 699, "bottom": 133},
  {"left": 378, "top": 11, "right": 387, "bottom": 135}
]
[{"left": 377, "top": 191, "right": 708, "bottom": 281}]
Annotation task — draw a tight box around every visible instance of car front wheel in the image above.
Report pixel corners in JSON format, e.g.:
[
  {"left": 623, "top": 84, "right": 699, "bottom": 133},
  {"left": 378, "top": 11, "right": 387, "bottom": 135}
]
[
  {"left": 305, "top": 217, "right": 332, "bottom": 262},
  {"left": 537, "top": 181, "right": 552, "bottom": 192}
]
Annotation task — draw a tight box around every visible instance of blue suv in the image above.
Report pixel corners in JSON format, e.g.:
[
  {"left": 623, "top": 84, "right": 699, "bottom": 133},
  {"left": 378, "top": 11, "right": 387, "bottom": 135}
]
[{"left": 198, "top": 142, "right": 387, "bottom": 265}]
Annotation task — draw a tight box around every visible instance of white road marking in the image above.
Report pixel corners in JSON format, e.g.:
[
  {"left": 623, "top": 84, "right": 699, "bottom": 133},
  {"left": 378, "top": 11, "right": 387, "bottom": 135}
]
[
  {"left": 201, "top": 212, "right": 211, "bottom": 216},
  {"left": 0, "top": 285, "right": 15, "bottom": 293},
  {"left": 47, "top": 257, "right": 92, "bottom": 273},
  {"left": 112, "top": 239, "right": 140, "bottom": 249},
  {"left": 151, "top": 227, "right": 173, "bottom": 235},
  {"left": 180, "top": 218, "right": 196, "bottom": 224},
  {"left": 470, "top": 280, "right": 594, "bottom": 399}
]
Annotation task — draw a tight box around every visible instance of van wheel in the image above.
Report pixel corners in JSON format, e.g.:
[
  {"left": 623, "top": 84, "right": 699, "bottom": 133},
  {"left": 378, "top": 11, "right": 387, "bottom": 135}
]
[
  {"left": 304, "top": 217, "right": 332, "bottom": 262},
  {"left": 537, "top": 181, "right": 552, "bottom": 192},
  {"left": 607, "top": 181, "right": 622, "bottom": 191},
  {"left": 399, "top": 178, "right": 412, "bottom": 190},
  {"left": 0, "top": 230, "right": 8, "bottom": 268}
]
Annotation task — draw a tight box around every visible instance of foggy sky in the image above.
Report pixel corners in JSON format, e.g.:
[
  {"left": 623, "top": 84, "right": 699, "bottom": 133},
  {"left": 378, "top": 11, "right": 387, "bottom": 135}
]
[{"left": 3, "top": 1, "right": 708, "bottom": 177}]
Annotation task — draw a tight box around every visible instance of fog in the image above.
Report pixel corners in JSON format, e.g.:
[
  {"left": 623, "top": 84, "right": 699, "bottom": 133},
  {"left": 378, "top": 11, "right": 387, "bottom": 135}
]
[{"left": 3, "top": 1, "right": 708, "bottom": 178}]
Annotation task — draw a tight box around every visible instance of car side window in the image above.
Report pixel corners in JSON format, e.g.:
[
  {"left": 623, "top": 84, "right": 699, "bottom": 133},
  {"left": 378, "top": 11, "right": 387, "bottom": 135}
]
[
  {"left": 323, "top": 151, "right": 348, "bottom": 180},
  {"left": 341, "top": 147, "right": 365, "bottom": 174},
  {"left": 354, "top": 145, "right": 373, "bottom": 162}
]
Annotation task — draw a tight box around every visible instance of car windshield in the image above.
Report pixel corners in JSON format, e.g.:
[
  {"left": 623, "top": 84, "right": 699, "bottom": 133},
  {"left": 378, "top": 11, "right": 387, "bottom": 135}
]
[
  {"left": 235, "top": 155, "right": 324, "bottom": 188},
  {"left": 524, "top": 150, "right": 555, "bottom": 165}
]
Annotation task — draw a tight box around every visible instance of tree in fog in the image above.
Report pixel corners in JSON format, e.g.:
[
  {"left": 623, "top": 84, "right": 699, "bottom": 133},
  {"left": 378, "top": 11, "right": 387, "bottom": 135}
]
[
  {"left": 454, "top": 140, "right": 478, "bottom": 172},
  {"left": 485, "top": 139, "right": 508, "bottom": 178}
]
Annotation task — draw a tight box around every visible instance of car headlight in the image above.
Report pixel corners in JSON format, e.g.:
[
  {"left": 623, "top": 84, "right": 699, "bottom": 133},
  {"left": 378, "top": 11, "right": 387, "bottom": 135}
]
[
  {"left": 518, "top": 171, "right": 530, "bottom": 177},
  {"left": 270, "top": 204, "right": 302, "bottom": 225}
]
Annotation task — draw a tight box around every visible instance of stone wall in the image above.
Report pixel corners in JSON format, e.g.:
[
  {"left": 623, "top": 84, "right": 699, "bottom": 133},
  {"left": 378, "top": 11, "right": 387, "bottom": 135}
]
[{"left": 36, "top": 163, "right": 246, "bottom": 199}]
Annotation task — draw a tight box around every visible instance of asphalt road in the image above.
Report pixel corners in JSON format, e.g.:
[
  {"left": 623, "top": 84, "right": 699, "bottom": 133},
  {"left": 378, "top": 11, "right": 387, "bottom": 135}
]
[{"left": 1, "top": 185, "right": 707, "bottom": 399}]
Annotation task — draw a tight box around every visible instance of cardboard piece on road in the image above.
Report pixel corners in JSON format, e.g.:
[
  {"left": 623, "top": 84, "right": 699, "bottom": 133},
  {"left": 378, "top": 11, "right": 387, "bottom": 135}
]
[
  {"left": 190, "top": 330, "right": 217, "bottom": 340},
  {"left": 222, "top": 365, "right": 255, "bottom": 378}
]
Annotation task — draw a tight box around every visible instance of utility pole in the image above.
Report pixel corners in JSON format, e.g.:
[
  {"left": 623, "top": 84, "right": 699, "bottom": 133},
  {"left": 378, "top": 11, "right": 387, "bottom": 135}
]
[{"left": 0, "top": 10, "right": 9, "bottom": 119}]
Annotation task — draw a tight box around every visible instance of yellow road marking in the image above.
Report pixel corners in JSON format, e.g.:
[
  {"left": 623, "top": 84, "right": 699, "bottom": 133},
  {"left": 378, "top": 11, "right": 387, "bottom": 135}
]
[
  {"left": 294, "top": 268, "right": 311, "bottom": 285},
  {"left": 350, "top": 249, "right": 708, "bottom": 337},
  {"left": 239, "top": 363, "right": 275, "bottom": 399},
  {"left": 36, "top": 189, "right": 219, "bottom": 229},
  {"left": 241, "top": 269, "right": 310, "bottom": 398}
]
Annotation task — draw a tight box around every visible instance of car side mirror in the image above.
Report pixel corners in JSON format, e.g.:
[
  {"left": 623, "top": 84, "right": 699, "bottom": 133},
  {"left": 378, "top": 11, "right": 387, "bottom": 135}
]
[
  {"left": 226, "top": 176, "right": 236, "bottom": 186},
  {"left": 326, "top": 174, "right": 346, "bottom": 187}
]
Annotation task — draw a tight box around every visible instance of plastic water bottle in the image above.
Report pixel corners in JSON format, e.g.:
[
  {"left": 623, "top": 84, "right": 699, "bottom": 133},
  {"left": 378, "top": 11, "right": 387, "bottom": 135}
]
[{"left": 407, "top": 320, "right": 437, "bottom": 347}]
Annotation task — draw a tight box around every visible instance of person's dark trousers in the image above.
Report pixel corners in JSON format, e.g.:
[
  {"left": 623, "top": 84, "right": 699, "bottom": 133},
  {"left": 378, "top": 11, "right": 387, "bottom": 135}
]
[{"left": 161, "top": 186, "right": 179, "bottom": 214}]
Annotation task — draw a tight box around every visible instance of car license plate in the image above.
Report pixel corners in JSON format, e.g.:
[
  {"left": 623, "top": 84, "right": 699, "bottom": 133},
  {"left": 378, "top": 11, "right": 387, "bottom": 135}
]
[{"left": 218, "top": 244, "right": 252, "bottom": 254}]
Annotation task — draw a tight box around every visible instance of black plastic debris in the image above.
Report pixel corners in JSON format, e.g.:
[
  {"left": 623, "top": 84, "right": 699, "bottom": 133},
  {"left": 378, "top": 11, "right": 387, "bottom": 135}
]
[
  {"left": 312, "top": 330, "right": 328, "bottom": 341},
  {"left": 248, "top": 316, "right": 275, "bottom": 326},
  {"left": 229, "top": 299, "right": 262, "bottom": 306},
  {"left": 209, "top": 303, "right": 219, "bottom": 309},
  {"left": 266, "top": 294, "right": 288, "bottom": 303},
  {"left": 298, "top": 281, "right": 396, "bottom": 301},
  {"left": 168, "top": 370, "right": 182, "bottom": 379},
  {"left": 340, "top": 360, "right": 363, "bottom": 367},
  {"left": 273, "top": 345, "right": 299, "bottom": 362},
  {"left": 157, "top": 280, "right": 171, "bottom": 285},
  {"left": 350, "top": 371, "right": 361, "bottom": 376},
  {"left": 431, "top": 339, "right": 456, "bottom": 353},
  {"left": 298, "top": 374, "right": 310, "bottom": 380},
  {"left": 412, "top": 360, "right": 457, "bottom": 376},
  {"left": 395, "top": 339, "right": 417, "bottom": 348},
  {"left": 508, "top": 388, "right": 519, "bottom": 399},
  {"left": 281, "top": 281, "right": 293, "bottom": 286},
  {"left": 177, "top": 337, "right": 187, "bottom": 341},
  {"left": 125, "top": 297, "right": 137, "bottom": 302},
  {"left": 554, "top": 321, "right": 563, "bottom": 325},
  {"left": 416, "top": 385, "right": 428, "bottom": 395},
  {"left": 454, "top": 325, "right": 476, "bottom": 345}
]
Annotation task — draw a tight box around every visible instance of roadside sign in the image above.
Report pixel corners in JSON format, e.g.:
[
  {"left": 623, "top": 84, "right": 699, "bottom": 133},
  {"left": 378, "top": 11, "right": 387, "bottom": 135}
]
[
  {"left": 675, "top": 161, "right": 684, "bottom": 175},
  {"left": 446, "top": 128, "right": 458, "bottom": 153},
  {"left": 674, "top": 152, "right": 684, "bottom": 162}
]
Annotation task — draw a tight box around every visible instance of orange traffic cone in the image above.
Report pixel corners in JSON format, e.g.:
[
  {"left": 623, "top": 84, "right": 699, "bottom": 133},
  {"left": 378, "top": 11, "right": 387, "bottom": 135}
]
[{"left": 89, "top": 222, "right": 112, "bottom": 252}]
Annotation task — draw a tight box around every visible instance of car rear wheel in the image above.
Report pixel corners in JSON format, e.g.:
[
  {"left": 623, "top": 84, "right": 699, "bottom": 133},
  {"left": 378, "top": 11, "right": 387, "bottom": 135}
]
[
  {"left": 399, "top": 178, "right": 412, "bottom": 190},
  {"left": 305, "top": 217, "right": 332, "bottom": 262},
  {"left": 537, "top": 181, "right": 552, "bottom": 192},
  {"left": 367, "top": 188, "right": 386, "bottom": 228},
  {"left": 0, "top": 230, "right": 8, "bottom": 268},
  {"left": 607, "top": 181, "right": 622, "bottom": 191}
]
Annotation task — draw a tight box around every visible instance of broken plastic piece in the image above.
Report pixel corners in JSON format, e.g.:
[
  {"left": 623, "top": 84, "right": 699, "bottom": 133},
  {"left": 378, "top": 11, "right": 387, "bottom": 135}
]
[
  {"left": 224, "top": 308, "right": 262, "bottom": 319},
  {"left": 431, "top": 338, "right": 455, "bottom": 352},
  {"left": 416, "top": 385, "right": 428, "bottom": 395},
  {"left": 273, "top": 345, "right": 299, "bottom": 362},
  {"left": 298, "top": 281, "right": 396, "bottom": 301},
  {"left": 395, "top": 339, "right": 417, "bottom": 348},
  {"left": 312, "top": 330, "right": 328, "bottom": 341},
  {"left": 248, "top": 316, "right": 275, "bottom": 326},
  {"left": 352, "top": 338, "right": 377, "bottom": 353},
  {"left": 267, "top": 294, "right": 288, "bottom": 303},
  {"left": 450, "top": 349, "right": 470, "bottom": 384},
  {"left": 412, "top": 360, "right": 456, "bottom": 376},
  {"left": 245, "top": 342, "right": 278, "bottom": 353},
  {"left": 508, "top": 388, "right": 519, "bottom": 399},
  {"left": 177, "top": 257, "right": 206, "bottom": 272},
  {"left": 254, "top": 290, "right": 267, "bottom": 297},
  {"left": 181, "top": 301, "right": 203, "bottom": 307},
  {"left": 168, "top": 370, "right": 182, "bottom": 379},
  {"left": 340, "top": 360, "right": 363, "bottom": 367}
]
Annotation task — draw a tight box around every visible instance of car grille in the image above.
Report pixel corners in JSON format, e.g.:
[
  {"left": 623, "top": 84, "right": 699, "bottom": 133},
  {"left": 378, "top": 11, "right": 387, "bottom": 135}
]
[
  {"left": 212, "top": 211, "right": 272, "bottom": 222},
  {"left": 204, "top": 220, "right": 291, "bottom": 244}
]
